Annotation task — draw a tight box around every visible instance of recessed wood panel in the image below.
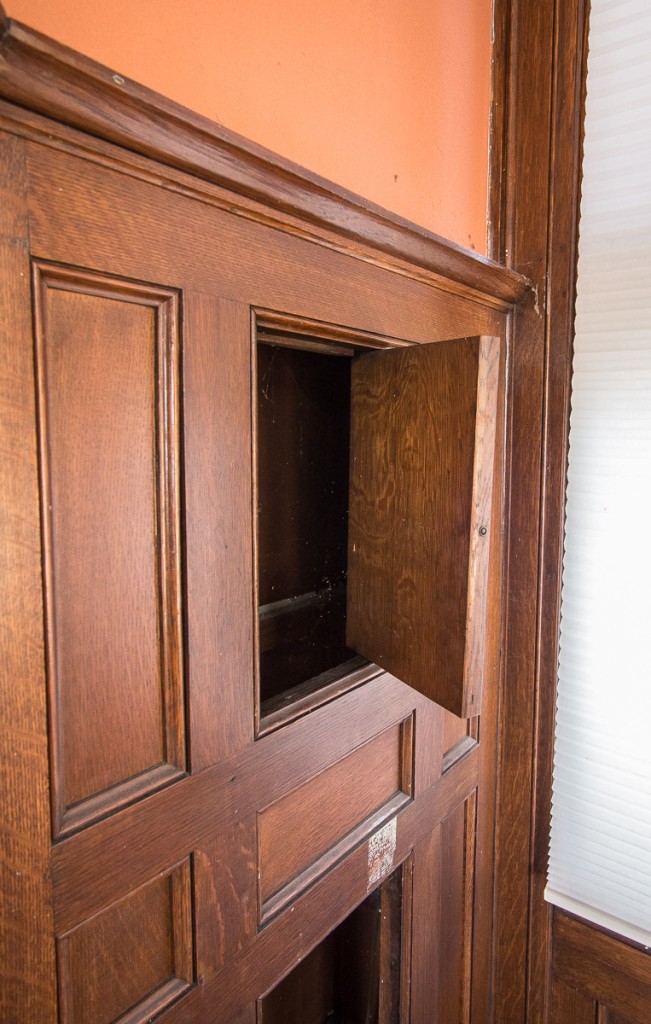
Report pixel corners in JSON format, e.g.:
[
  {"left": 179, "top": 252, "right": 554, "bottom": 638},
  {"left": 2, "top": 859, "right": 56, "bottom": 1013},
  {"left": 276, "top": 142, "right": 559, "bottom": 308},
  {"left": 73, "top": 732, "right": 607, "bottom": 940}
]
[
  {"left": 552, "top": 910, "right": 651, "bottom": 1024},
  {"left": 258, "top": 718, "right": 412, "bottom": 914},
  {"left": 437, "top": 794, "right": 476, "bottom": 1024},
  {"left": 57, "top": 859, "right": 193, "bottom": 1024},
  {"left": 347, "top": 335, "right": 500, "bottom": 718},
  {"left": 33, "top": 264, "right": 186, "bottom": 837}
]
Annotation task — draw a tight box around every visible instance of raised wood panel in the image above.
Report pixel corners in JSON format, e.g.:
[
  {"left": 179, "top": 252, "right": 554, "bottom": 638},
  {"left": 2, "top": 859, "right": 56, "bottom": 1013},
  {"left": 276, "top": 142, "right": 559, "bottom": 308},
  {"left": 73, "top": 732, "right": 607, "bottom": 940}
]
[
  {"left": 33, "top": 263, "right": 186, "bottom": 836},
  {"left": 51, "top": 674, "right": 424, "bottom": 936},
  {"left": 552, "top": 911, "right": 651, "bottom": 1024},
  {"left": 258, "top": 717, "right": 412, "bottom": 915},
  {"left": 408, "top": 791, "right": 478, "bottom": 1024},
  {"left": 437, "top": 794, "right": 476, "bottom": 1024},
  {"left": 79, "top": 735, "right": 479, "bottom": 1023},
  {"left": 348, "top": 335, "right": 500, "bottom": 718},
  {"left": 57, "top": 858, "right": 193, "bottom": 1024}
]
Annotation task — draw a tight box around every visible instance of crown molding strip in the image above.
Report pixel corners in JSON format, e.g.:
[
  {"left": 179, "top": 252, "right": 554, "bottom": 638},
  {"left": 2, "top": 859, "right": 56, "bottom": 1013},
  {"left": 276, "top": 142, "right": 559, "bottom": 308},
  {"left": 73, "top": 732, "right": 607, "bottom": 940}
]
[{"left": 0, "top": 11, "right": 529, "bottom": 307}]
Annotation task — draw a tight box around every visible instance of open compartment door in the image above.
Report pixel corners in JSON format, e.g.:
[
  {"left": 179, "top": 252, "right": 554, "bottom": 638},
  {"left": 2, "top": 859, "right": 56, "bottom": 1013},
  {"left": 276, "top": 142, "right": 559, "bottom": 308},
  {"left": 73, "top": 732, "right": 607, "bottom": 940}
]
[{"left": 347, "top": 335, "right": 501, "bottom": 718}]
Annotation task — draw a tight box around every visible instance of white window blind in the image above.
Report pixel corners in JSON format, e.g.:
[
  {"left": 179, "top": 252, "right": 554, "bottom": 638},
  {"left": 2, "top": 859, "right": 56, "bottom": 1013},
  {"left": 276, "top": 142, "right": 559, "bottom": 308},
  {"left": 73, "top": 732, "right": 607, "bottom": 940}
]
[{"left": 545, "top": 0, "right": 651, "bottom": 947}]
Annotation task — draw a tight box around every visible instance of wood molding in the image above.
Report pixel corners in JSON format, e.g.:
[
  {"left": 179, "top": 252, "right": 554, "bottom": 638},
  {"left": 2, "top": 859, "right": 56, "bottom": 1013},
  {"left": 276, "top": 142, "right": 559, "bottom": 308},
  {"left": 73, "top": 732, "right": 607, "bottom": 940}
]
[
  {"left": 0, "top": 10, "right": 529, "bottom": 309},
  {"left": 490, "top": 0, "right": 589, "bottom": 1021},
  {"left": 553, "top": 910, "right": 651, "bottom": 1024}
]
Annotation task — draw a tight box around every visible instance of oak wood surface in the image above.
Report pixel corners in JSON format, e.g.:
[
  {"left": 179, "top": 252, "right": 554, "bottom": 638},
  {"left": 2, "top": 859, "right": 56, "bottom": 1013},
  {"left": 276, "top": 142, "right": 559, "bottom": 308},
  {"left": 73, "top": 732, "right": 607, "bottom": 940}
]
[
  {"left": 0, "top": 130, "right": 58, "bottom": 1023},
  {"left": 23, "top": 140, "right": 506, "bottom": 349},
  {"left": 58, "top": 861, "right": 192, "bottom": 1024},
  {"left": 258, "top": 721, "right": 405, "bottom": 904},
  {"left": 409, "top": 825, "right": 442, "bottom": 1022},
  {"left": 348, "top": 336, "right": 500, "bottom": 718},
  {"left": 0, "top": 11, "right": 528, "bottom": 308},
  {"left": 182, "top": 294, "right": 254, "bottom": 768},
  {"left": 33, "top": 264, "right": 186, "bottom": 836},
  {"left": 489, "top": 1, "right": 591, "bottom": 1021},
  {"left": 550, "top": 979, "right": 595, "bottom": 1024},
  {"left": 552, "top": 912, "right": 651, "bottom": 1024},
  {"left": 0, "top": 19, "right": 516, "bottom": 1022}
]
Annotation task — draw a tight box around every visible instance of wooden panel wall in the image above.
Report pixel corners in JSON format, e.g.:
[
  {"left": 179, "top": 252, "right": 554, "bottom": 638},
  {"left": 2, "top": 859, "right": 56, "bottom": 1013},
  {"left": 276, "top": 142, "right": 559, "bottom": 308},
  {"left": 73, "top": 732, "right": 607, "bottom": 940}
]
[
  {"left": 0, "top": 13, "right": 530, "bottom": 1023},
  {"left": 33, "top": 264, "right": 186, "bottom": 837},
  {"left": 551, "top": 911, "right": 651, "bottom": 1024}
]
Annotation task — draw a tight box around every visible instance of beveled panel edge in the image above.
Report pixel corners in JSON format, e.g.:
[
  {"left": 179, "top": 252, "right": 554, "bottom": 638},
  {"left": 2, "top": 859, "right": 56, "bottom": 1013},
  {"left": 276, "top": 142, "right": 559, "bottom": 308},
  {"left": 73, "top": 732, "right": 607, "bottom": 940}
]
[
  {"left": 0, "top": 13, "right": 529, "bottom": 308},
  {"left": 56, "top": 856, "right": 195, "bottom": 1024},
  {"left": 255, "top": 307, "right": 415, "bottom": 352},
  {"left": 255, "top": 852, "right": 414, "bottom": 1018},
  {"left": 442, "top": 735, "right": 479, "bottom": 775},
  {"left": 31, "top": 260, "right": 187, "bottom": 837},
  {"left": 259, "top": 793, "right": 409, "bottom": 928},
  {"left": 257, "top": 713, "right": 415, "bottom": 925},
  {"left": 52, "top": 673, "right": 422, "bottom": 937},
  {"left": 208, "top": 753, "right": 481, "bottom": 1021},
  {"left": 57, "top": 763, "right": 188, "bottom": 841}
]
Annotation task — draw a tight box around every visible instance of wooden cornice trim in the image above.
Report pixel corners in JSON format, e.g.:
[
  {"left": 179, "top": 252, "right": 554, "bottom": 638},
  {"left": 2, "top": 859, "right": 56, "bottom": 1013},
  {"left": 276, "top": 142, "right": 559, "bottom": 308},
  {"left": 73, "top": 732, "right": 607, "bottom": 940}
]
[{"left": 0, "top": 12, "right": 529, "bottom": 307}]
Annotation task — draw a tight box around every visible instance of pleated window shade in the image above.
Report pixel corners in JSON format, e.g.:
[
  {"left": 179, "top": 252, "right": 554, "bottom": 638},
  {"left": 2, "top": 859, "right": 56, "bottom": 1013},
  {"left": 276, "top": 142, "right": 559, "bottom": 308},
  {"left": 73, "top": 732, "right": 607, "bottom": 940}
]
[{"left": 545, "top": 0, "right": 651, "bottom": 946}]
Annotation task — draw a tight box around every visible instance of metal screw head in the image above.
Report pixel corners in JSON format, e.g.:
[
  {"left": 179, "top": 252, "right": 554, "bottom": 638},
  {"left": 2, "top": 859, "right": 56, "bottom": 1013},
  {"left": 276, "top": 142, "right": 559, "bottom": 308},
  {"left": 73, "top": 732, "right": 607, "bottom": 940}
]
[{"left": 479, "top": 526, "right": 488, "bottom": 536}]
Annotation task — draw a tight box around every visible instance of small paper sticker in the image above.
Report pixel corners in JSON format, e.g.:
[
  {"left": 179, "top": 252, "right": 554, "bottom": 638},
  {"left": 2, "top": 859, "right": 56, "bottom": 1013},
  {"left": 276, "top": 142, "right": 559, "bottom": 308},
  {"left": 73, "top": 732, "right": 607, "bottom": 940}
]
[{"left": 367, "top": 817, "right": 397, "bottom": 890}]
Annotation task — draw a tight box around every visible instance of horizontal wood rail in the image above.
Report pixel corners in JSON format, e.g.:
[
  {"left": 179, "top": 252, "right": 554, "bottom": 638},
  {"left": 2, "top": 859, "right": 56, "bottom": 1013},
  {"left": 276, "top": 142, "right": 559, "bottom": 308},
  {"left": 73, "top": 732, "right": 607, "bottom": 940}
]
[{"left": 0, "top": 9, "right": 529, "bottom": 310}]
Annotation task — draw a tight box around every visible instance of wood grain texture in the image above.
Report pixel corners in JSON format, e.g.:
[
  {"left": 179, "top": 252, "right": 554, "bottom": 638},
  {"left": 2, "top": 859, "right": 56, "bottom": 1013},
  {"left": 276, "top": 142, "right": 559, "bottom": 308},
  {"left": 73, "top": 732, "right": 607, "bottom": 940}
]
[
  {"left": 469, "top": 320, "right": 508, "bottom": 1024},
  {"left": 0, "top": 13, "right": 528, "bottom": 307},
  {"left": 409, "top": 825, "right": 442, "bottom": 1023},
  {"left": 193, "top": 820, "right": 257, "bottom": 978},
  {"left": 32, "top": 263, "right": 186, "bottom": 835},
  {"left": 438, "top": 797, "right": 476, "bottom": 1024},
  {"left": 0, "top": 130, "right": 58, "bottom": 1023},
  {"left": 182, "top": 294, "right": 254, "bottom": 768},
  {"left": 552, "top": 912, "right": 651, "bottom": 1024},
  {"left": 258, "top": 721, "right": 405, "bottom": 905},
  {"left": 58, "top": 860, "right": 193, "bottom": 1024},
  {"left": 489, "top": 0, "right": 590, "bottom": 1021},
  {"left": 0, "top": 24, "right": 519, "bottom": 1019},
  {"left": 51, "top": 672, "right": 424, "bottom": 936},
  {"left": 528, "top": 2, "right": 590, "bottom": 1020},
  {"left": 598, "top": 1009, "right": 645, "bottom": 1024},
  {"left": 63, "top": 739, "right": 478, "bottom": 1024},
  {"left": 550, "top": 978, "right": 596, "bottom": 1024},
  {"left": 348, "top": 336, "right": 500, "bottom": 718},
  {"left": 22, "top": 140, "right": 506, "bottom": 353}
]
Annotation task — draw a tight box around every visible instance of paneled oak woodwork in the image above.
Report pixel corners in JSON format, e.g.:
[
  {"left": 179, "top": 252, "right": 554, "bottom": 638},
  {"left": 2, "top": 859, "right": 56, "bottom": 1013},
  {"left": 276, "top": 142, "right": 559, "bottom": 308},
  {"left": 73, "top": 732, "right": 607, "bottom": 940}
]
[
  {"left": 33, "top": 262, "right": 185, "bottom": 837},
  {"left": 57, "top": 859, "right": 193, "bottom": 1024},
  {"left": 348, "top": 336, "right": 500, "bottom": 717},
  {"left": 551, "top": 911, "right": 651, "bottom": 1024},
  {"left": 0, "top": 12, "right": 523, "bottom": 1023}
]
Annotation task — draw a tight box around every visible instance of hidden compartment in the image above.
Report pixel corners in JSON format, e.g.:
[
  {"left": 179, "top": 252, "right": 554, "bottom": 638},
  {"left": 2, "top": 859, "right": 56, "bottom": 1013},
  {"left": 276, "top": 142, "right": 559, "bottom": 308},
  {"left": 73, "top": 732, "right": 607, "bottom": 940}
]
[{"left": 255, "top": 326, "right": 369, "bottom": 723}]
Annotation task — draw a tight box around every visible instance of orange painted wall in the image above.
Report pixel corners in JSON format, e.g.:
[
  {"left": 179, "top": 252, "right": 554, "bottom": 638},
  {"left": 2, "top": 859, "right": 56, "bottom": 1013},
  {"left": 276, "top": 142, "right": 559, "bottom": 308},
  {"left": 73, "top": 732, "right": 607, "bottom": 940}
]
[{"left": 6, "top": 0, "right": 491, "bottom": 252}]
